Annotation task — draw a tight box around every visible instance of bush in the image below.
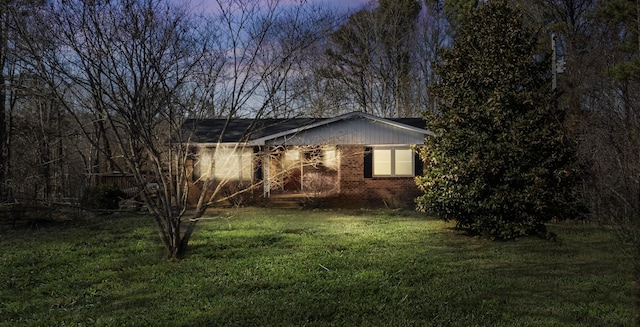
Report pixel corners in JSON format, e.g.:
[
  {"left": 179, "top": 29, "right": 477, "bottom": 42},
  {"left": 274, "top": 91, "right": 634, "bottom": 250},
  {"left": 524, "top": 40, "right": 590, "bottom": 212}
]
[{"left": 81, "top": 184, "right": 126, "bottom": 209}]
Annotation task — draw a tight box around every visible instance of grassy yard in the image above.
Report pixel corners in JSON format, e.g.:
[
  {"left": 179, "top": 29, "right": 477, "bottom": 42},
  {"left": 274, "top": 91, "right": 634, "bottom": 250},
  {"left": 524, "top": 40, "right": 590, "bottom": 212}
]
[{"left": 0, "top": 208, "right": 635, "bottom": 326}]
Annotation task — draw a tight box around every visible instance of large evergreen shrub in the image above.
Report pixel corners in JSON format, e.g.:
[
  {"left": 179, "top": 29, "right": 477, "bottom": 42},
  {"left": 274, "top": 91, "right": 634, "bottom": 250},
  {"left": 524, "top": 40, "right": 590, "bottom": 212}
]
[{"left": 416, "top": 0, "right": 581, "bottom": 239}]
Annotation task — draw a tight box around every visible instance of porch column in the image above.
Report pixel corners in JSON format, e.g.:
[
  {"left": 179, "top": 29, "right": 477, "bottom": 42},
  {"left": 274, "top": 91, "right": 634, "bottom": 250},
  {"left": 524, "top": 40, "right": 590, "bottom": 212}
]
[{"left": 263, "top": 152, "right": 270, "bottom": 198}]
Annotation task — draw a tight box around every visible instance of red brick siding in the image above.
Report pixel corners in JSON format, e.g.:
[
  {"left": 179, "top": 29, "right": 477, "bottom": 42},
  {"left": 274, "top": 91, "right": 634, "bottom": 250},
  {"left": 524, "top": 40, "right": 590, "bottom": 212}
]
[
  {"left": 186, "top": 146, "right": 422, "bottom": 209},
  {"left": 322, "top": 146, "right": 421, "bottom": 209}
]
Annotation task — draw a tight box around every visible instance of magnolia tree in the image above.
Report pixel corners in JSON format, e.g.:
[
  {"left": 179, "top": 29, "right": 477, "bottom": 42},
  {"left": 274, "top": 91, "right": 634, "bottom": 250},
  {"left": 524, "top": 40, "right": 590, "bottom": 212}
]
[
  {"left": 22, "top": 0, "right": 333, "bottom": 259},
  {"left": 416, "top": 0, "right": 581, "bottom": 239}
]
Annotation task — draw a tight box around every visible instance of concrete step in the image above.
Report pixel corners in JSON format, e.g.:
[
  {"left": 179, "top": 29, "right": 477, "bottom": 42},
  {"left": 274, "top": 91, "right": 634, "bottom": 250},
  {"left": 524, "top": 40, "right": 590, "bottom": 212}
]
[{"left": 268, "top": 196, "right": 305, "bottom": 208}]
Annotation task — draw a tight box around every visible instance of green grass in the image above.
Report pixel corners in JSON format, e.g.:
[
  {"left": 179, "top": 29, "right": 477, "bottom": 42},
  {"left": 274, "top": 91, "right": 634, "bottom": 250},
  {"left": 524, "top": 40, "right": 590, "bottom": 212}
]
[{"left": 0, "top": 208, "right": 635, "bottom": 326}]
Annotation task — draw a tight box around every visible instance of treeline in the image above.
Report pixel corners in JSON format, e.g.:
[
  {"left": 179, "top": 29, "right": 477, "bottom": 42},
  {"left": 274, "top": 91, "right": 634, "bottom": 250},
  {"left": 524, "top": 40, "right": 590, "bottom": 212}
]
[{"left": 0, "top": 0, "right": 638, "bottom": 229}]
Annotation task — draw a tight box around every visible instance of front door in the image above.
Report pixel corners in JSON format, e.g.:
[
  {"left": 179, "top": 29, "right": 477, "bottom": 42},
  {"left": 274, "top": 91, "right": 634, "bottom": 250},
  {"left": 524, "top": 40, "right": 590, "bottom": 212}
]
[{"left": 282, "top": 148, "right": 302, "bottom": 192}]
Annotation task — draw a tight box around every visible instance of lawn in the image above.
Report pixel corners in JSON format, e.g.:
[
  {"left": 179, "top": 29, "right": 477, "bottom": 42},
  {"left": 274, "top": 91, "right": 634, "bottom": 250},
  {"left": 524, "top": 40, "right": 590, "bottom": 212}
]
[{"left": 0, "top": 208, "right": 635, "bottom": 326}]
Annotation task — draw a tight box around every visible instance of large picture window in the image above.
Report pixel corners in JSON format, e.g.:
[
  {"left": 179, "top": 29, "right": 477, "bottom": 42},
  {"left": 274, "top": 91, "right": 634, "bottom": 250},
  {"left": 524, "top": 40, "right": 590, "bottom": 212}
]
[
  {"left": 370, "top": 147, "right": 415, "bottom": 177},
  {"left": 195, "top": 147, "right": 253, "bottom": 181}
]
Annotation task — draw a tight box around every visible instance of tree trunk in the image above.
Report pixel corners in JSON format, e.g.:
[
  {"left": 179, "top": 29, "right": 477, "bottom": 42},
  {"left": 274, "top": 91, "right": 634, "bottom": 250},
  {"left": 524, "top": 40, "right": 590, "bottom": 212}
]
[
  {"left": 0, "top": 8, "right": 6, "bottom": 201},
  {"left": 0, "top": 72, "right": 5, "bottom": 201},
  {"left": 150, "top": 211, "right": 197, "bottom": 260},
  {"left": 178, "top": 219, "right": 198, "bottom": 258}
]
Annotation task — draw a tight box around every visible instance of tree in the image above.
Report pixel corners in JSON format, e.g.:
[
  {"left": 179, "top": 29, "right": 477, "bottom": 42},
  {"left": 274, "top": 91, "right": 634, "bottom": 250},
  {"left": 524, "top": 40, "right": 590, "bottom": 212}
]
[
  {"left": 323, "top": 0, "right": 423, "bottom": 117},
  {"left": 30, "top": 0, "right": 208, "bottom": 258},
  {"left": 0, "top": 1, "right": 7, "bottom": 201},
  {"left": 437, "top": 0, "right": 479, "bottom": 29},
  {"left": 416, "top": 0, "right": 581, "bottom": 239},
  {"left": 21, "top": 0, "right": 329, "bottom": 259},
  {"left": 0, "top": 0, "right": 38, "bottom": 201},
  {"left": 413, "top": 0, "right": 450, "bottom": 114},
  {"left": 597, "top": 0, "right": 640, "bottom": 81},
  {"left": 0, "top": 0, "right": 67, "bottom": 203},
  {"left": 577, "top": 0, "right": 640, "bottom": 279}
]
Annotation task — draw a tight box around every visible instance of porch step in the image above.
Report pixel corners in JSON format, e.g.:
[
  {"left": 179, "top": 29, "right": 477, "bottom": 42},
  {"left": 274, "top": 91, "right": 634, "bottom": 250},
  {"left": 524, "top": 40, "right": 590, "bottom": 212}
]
[{"left": 268, "top": 196, "right": 305, "bottom": 209}]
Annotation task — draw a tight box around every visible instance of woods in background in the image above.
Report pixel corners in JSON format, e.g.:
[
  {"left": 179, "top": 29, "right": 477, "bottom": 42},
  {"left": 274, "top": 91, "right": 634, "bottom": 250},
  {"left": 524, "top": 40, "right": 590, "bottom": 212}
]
[{"left": 0, "top": 0, "right": 638, "bottom": 255}]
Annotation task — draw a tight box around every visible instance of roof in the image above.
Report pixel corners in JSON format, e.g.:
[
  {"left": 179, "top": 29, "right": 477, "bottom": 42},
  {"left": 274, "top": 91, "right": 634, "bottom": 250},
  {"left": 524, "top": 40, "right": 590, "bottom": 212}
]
[
  {"left": 180, "top": 117, "right": 320, "bottom": 144},
  {"left": 180, "top": 112, "right": 432, "bottom": 145}
]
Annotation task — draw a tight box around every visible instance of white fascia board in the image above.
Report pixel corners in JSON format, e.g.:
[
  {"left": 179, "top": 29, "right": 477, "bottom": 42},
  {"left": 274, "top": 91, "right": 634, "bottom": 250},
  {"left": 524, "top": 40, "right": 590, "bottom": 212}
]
[{"left": 366, "top": 114, "right": 436, "bottom": 136}]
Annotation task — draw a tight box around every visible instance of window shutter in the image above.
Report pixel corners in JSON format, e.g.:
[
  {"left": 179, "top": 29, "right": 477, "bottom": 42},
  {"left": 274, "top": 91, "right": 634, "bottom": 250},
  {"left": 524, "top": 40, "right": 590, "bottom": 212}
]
[
  {"left": 364, "top": 147, "right": 372, "bottom": 178},
  {"left": 414, "top": 152, "right": 424, "bottom": 177}
]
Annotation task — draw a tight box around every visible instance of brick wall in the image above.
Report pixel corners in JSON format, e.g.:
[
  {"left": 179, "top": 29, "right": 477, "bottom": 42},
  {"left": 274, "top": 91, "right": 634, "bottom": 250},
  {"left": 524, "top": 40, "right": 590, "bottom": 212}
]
[
  {"left": 186, "top": 145, "right": 422, "bottom": 209},
  {"left": 322, "top": 146, "right": 421, "bottom": 209}
]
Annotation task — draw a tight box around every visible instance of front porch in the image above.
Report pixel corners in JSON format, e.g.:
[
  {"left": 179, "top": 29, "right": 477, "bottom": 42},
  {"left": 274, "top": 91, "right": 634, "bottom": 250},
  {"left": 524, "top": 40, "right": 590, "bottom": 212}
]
[{"left": 262, "top": 146, "right": 340, "bottom": 201}]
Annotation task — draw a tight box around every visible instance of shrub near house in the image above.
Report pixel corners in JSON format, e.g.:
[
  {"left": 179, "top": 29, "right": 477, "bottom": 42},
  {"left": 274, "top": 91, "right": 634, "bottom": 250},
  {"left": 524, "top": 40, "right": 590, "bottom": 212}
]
[{"left": 416, "top": 1, "right": 581, "bottom": 239}]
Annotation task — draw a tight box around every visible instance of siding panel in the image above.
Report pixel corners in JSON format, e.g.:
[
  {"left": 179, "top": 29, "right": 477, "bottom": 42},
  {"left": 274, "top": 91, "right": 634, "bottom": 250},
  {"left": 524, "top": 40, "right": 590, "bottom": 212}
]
[{"left": 265, "top": 117, "right": 426, "bottom": 146}]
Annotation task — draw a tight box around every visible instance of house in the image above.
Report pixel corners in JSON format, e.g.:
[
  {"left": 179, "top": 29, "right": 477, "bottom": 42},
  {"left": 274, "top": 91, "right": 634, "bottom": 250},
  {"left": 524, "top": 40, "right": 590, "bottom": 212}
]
[{"left": 182, "top": 111, "right": 433, "bottom": 208}]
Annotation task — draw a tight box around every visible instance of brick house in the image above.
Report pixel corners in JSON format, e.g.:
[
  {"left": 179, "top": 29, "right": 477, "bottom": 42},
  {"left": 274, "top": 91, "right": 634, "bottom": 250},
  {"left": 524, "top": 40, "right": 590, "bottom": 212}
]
[{"left": 182, "top": 111, "right": 433, "bottom": 208}]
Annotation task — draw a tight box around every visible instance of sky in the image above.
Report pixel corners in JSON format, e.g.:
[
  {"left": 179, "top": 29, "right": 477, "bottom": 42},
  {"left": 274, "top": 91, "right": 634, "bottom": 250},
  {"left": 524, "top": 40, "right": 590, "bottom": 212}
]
[
  {"left": 301, "top": 0, "right": 371, "bottom": 11},
  {"left": 192, "top": 0, "right": 372, "bottom": 13}
]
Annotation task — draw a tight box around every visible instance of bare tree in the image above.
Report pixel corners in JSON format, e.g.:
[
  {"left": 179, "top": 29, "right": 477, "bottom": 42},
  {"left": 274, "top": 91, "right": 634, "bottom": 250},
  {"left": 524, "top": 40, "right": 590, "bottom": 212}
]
[
  {"left": 571, "top": 0, "right": 640, "bottom": 257},
  {"left": 201, "top": 0, "right": 333, "bottom": 119},
  {"left": 20, "top": 0, "right": 207, "bottom": 258},
  {"left": 183, "top": 0, "right": 336, "bottom": 213},
  {"left": 294, "top": 0, "right": 442, "bottom": 119},
  {"left": 8, "top": 80, "right": 64, "bottom": 201},
  {"left": 0, "top": 0, "right": 38, "bottom": 201},
  {"left": 411, "top": 1, "right": 449, "bottom": 114},
  {"left": 0, "top": 0, "right": 79, "bottom": 205},
  {"left": 21, "top": 0, "right": 332, "bottom": 259},
  {"left": 321, "top": 0, "right": 430, "bottom": 117},
  {"left": 0, "top": 1, "right": 8, "bottom": 201}
]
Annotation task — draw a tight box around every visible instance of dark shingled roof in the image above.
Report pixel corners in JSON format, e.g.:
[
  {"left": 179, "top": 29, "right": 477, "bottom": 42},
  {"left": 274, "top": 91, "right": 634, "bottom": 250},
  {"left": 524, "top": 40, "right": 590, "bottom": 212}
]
[
  {"left": 180, "top": 113, "right": 427, "bottom": 144},
  {"left": 181, "top": 118, "right": 320, "bottom": 143}
]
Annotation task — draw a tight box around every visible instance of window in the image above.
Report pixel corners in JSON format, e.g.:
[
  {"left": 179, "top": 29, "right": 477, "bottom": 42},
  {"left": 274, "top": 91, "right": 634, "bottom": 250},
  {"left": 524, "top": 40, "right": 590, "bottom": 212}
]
[
  {"left": 369, "top": 147, "right": 415, "bottom": 177},
  {"left": 373, "top": 149, "right": 392, "bottom": 176},
  {"left": 195, "top": 147, "right": 253, "bottom": 181},
  {"left": 322, "top": 146, "right": 339, "bottom": 170},
  {"left": 214, "top": 148, "right": 253, "bottom": 180},
  {"left": 394, "top": 149, "right": 414, "bottom": 176},
  {"left": 283, "top": 149, "right": 300, "bottom": 169}
]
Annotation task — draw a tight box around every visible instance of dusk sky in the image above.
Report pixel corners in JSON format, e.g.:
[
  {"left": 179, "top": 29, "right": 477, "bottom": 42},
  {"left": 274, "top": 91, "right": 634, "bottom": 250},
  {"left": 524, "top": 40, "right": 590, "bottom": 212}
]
[
  {"left": 300, "top": 0, "right": 371, "bottom": 10},
  {"left": 192, "top": 0, "right": 373, "bottom": 13}
]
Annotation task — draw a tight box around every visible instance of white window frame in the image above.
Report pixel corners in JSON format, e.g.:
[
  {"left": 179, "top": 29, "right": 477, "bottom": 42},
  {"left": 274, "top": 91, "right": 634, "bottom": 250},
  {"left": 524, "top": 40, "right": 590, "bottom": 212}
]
[{"left": 372, "top": 147, "right": 415, "bottom": 177}]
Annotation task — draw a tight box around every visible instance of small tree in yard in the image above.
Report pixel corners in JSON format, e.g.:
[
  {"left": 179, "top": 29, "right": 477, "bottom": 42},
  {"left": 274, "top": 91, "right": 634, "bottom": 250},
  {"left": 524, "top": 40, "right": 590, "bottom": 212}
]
[
  {"left": 415, "top": 0, "right": 581, "bottom": 239},
  {"left": 20, "top": 0, "right": 330, "bottom": 259}
]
